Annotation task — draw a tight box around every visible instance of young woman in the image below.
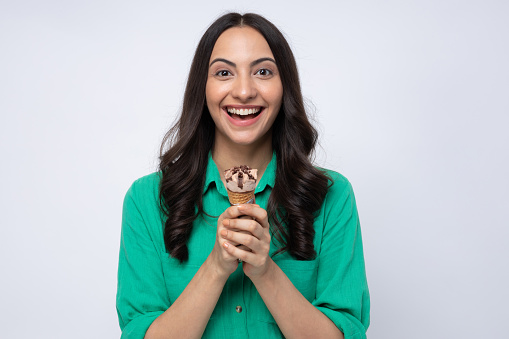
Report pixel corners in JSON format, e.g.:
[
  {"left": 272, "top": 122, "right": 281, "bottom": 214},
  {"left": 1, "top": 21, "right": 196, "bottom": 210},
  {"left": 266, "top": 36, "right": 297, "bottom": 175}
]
[{"left": 117, "top": 12, "right": 370, "bottom": 339}]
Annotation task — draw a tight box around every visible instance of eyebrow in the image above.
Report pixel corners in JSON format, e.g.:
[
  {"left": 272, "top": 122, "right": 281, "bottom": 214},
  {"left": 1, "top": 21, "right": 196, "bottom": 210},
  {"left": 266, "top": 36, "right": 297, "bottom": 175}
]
[{"left": 209, "top": 57, "right": 277, "bottom": 68}]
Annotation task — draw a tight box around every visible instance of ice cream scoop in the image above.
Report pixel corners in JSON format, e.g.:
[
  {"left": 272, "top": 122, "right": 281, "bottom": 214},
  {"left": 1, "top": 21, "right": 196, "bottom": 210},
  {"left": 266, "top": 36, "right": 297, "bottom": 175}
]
[{"left": 224, "top": 165, "right": 257, "bottom": 205}]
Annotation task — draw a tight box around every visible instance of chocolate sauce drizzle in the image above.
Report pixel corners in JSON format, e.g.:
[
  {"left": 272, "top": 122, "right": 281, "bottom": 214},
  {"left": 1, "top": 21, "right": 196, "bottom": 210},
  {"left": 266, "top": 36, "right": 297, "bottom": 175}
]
[{"left": 224, "top": 165, "right": 255, "bottom": 189}]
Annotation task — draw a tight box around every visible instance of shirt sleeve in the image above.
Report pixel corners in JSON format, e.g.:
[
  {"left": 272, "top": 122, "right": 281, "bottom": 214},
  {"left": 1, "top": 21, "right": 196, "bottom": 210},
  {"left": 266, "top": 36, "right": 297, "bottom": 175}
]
[
  {"left": 312, "top": 173, "right": 370, "bottom": 339},
  {"left": 116, "top": 179, "right": 170, "bottom": 338}
]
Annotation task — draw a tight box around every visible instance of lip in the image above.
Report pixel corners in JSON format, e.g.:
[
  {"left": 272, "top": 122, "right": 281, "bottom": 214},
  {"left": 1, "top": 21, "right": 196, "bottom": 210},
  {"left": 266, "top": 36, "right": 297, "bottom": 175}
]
[
  {"left": 225, "top": 105, "right": 263, "bottom": 109},
  {"left": 222, "top": 105, "right": 265, "bottom": 127}
]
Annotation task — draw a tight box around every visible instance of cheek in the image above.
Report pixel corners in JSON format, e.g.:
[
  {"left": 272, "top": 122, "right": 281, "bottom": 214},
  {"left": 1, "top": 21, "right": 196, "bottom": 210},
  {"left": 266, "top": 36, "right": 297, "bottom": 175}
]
[
  {"left": 206, "top": 81, "right": 229, "bottom": 105},
  {"left": 205, "top": 83, "right": 214, "bottom": 106},
  {"left": 262, "top": 82, "right": 283, "bottom": 106},
  {"left": 266, "top": 93, "right": 283, "bottom": 113}
]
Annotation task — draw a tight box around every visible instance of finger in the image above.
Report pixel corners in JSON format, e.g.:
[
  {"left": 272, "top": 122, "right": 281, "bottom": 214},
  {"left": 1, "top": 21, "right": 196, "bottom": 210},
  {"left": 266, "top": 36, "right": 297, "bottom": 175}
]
[
  {"left": 219, "top": 227, "right": 247, "bottom": 247},
  {"left": 237, "top": 205, "right": 270, "bottom": 229},
  {"left": 227, "top": 239, "right": 241, "bottom": 246},
  {"left": 220, "top": 240, "right": 243, "bottom": 261},
  {"left": 223, "top": 241, "right": 257, "bottom": 264},
  {"left": 223, "top": 218, "right": 264, "bottom": 240},
  {"left": 221, "top": 229, "right": 265, "bottom": 253},
  {"left": 218, "top": 223, "right": 240, "bottom": 247},
  {"left": 236, "top": 244, "right": 251, "bottom": 252},
  {"left": 222, "top": 205, "right": 246, "bottom": 219},
  {"left": 224, "top": 204, "right": 262, "bottom": 220}
]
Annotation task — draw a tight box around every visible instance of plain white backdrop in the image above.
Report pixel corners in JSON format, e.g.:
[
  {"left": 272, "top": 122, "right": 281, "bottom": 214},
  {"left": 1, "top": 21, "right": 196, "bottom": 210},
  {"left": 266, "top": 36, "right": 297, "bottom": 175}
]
[{"left": 1, "top": 0, "right": 508, "bottom": 338}]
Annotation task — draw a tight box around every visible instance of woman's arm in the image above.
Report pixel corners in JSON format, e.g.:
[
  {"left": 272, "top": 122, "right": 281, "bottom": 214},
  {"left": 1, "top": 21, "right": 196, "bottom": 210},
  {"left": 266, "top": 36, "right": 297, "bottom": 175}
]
[
  {"left": 144, "top": 206, "right": 243, "bottom": 339},
  {"left": 222, "top": 187, "right": 369, "bottom": 339},
  {"left": 251, "top": 259, "right": 344, "bottom": 339},
  {"left": 144, "top": 257, "right": 227, "bottom": 339},
  {"left": 221, "top": 204, "right": 344, "bottom": 339},
  {"left": 117, "top": 178, "right": 242, "bottom": 339}
]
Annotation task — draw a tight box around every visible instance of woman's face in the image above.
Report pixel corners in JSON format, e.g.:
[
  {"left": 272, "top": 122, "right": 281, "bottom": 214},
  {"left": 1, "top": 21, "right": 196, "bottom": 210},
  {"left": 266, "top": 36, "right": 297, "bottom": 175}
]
[{"left": 206, "top": 26, "right": 283, "bottom": 148}]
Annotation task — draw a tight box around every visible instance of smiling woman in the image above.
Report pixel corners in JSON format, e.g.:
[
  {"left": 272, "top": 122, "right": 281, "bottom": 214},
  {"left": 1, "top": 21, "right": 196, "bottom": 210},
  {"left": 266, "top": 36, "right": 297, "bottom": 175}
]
[
  {"left": 116, "top": 12, "right": 370, "bottom": 339},
  {"left": 206, "top": 26, "right": 283, "bottom": 148}
]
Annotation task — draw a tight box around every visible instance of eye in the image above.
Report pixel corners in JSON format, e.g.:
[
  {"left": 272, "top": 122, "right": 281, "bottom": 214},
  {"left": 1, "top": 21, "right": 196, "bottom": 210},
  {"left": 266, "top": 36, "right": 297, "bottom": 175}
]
[
  {"left": 215, "top": 70, "right": 232, "bottom": 77},
  {"left": 255, "top": 68, "right": 273, "bottom": 76}
]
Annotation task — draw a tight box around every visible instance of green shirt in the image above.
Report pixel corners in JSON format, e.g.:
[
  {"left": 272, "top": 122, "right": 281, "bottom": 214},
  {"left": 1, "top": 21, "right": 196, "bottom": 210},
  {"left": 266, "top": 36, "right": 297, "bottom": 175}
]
[{"left": 117, "top": 153, "right": 370, "bottom": 338}]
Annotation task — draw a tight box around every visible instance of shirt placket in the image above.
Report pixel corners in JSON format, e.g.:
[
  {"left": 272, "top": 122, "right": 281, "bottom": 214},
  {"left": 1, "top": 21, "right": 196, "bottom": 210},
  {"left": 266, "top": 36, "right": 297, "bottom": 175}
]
[{"left": 224, "top": 266, "right": 248, "bottom": 337}]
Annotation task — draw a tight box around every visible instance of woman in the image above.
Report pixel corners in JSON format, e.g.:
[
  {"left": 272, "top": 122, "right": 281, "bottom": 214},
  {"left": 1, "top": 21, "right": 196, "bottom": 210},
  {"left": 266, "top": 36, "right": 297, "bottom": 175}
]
[{"left": 117, "top": 12, "right": 370, "bottom": 339}]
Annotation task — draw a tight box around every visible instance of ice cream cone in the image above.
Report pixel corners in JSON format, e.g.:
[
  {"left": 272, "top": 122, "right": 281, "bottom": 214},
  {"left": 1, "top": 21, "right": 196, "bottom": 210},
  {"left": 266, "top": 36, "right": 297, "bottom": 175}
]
[
  {"left": 224, "top": 165, "right": 257, "bottom": 206},
  {"left": 227, "top": 190, "right": 255, "bottom": 205}
]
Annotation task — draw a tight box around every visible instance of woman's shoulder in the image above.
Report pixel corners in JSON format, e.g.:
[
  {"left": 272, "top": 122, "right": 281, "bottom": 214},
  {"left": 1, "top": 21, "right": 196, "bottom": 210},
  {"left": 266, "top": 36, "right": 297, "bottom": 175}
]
[
  {"left": 130, "top": 171, "right": 162, "bottom": 188},
  {"left": 124, "top": 172, "right": 162, "bottom": 205},
  {"left": 315, "top": 168, "right": 359, "bottom": 234},
  {"left": 314, "top": 167, "right": 357, "bottom": 216},
  {"left": 318, "top": 167, "right": 354, "bottom": 195}
]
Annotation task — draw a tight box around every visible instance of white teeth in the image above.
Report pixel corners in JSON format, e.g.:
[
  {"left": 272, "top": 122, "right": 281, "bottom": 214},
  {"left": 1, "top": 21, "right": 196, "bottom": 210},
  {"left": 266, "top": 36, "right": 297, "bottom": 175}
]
[{"left": 227, "top": 107, "right": 261, "bottom": 115}]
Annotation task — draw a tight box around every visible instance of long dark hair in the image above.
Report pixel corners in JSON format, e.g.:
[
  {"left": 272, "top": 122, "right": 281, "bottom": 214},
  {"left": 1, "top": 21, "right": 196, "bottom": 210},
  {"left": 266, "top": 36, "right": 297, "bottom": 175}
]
[{"left": 159, "top": 12, "right": 330, "bottom": 262}]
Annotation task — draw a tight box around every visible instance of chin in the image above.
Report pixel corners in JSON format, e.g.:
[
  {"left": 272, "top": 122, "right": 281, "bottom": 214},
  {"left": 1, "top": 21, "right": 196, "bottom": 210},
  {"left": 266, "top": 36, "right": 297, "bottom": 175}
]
[
  {"left": 229, "top": 138, "right": 258, "bottom": 146},
  {"left": 224, "top": 132, "right": 258, "bottom": 145},
  {"left": 228, "top": 130, "right": 273, "bottom": 148}
]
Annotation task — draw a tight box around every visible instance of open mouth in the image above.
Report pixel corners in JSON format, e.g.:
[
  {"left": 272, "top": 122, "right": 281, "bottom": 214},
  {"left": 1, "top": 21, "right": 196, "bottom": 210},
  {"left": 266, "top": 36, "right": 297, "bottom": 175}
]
[{"left": 226, "top": 107, "right": 263, "bottom": 121}]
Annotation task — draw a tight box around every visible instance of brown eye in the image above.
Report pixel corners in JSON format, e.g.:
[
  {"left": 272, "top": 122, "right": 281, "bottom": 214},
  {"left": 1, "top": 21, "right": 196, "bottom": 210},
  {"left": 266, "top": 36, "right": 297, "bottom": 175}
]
[
  {"left": 256, "top": 68, "right": 273, "bottom": 76},
  {"left": 216, "top": 70, "right": 232, "bottom": 77}
]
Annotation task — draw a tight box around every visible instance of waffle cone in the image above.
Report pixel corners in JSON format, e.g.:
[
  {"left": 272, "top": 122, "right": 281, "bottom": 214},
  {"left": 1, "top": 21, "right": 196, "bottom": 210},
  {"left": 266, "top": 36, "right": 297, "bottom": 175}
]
[{"left": 227, "top": 190, "right": 255, "bottom": 205}]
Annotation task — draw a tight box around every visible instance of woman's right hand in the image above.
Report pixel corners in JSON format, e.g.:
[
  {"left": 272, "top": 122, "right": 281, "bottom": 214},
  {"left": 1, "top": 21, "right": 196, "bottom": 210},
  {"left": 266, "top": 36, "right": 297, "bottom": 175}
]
[{"left": 207, "top": 205, "right": 243, "bottom": 278}]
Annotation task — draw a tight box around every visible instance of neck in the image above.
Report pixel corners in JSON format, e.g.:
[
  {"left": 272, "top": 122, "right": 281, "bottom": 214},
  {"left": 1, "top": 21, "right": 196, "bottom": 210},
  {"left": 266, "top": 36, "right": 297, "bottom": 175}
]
[{"left": 212, "top": 134, "right": 273, "bottom": 183}]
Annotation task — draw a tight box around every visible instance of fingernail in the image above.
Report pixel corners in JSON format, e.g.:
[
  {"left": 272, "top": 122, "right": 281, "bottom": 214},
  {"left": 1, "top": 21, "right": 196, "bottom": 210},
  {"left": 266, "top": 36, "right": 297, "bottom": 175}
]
[
  {"left": 223, "top": 242, "right": 229, "bottom": 248},
  {"left": 220, "top": 230, "right": 227, "bottom": 238}
]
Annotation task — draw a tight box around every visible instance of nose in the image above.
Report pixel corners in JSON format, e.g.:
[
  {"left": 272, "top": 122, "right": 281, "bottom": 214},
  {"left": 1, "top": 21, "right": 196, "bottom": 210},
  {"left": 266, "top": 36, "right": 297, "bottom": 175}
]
[{"left": 231, "top": 73, "right": 257, "bottom": 101}]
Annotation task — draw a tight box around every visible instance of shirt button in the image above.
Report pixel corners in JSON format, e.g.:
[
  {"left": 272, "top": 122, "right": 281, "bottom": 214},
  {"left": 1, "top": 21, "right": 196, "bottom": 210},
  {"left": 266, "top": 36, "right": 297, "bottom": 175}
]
[{"left": 236, "top": 305, "right": 242, "bottom": 313}]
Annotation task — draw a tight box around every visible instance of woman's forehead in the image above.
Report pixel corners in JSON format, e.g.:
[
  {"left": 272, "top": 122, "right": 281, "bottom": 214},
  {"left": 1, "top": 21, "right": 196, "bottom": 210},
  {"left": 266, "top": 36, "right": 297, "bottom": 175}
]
[{"left": 210, "top": 27, "right": 274, "bottom": 63}]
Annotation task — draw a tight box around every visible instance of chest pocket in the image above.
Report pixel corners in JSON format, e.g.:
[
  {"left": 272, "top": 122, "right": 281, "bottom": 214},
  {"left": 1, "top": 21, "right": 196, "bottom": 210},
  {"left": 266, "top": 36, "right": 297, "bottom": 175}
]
[
  {"left": 160, "top": 218, "right": 216, "bottom": 302},
  {"left": 276, "top": 258, "right": 318, "bottom": 301},
  {"left": 250, "top": 257, "right": 318, "bottom": 325},
  {"left": 161, "top": 255, "right": 201, "bottom": 303}
]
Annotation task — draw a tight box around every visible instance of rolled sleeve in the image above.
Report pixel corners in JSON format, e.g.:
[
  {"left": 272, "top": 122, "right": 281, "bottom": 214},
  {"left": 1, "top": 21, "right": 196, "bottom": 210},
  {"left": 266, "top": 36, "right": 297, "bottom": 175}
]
[
  {"left": 116, "top": 178, "right": 170, "bottom": 338},
  {"left": 312, "top": 173, "right": 370, "bottom": 339}
]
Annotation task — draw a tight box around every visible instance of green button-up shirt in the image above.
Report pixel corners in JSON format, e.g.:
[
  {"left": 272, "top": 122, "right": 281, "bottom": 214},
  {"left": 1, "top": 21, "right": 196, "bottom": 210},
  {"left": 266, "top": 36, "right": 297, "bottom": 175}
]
[{"left": 117, "top": 153, "right": 370, "bottom": 338}]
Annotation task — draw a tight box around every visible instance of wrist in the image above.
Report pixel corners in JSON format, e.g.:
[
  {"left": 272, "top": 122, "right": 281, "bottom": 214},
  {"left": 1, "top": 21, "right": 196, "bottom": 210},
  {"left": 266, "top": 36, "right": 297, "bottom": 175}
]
[
  {"left": 203, "top": 255, "right": 230, "bottom": 284},
  {"left": 249, "top": 257, "right": 276, "bottom": 286}
]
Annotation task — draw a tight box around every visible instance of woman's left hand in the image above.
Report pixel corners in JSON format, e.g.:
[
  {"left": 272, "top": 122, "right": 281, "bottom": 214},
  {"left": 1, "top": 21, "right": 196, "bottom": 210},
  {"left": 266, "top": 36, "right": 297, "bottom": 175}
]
[{"left": 220, "top": 204, "right": 272, "bottom": 279}]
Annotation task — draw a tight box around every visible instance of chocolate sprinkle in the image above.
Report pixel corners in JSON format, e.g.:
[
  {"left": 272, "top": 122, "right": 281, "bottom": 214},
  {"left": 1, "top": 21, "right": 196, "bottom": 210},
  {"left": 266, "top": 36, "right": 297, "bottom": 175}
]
[
  {"left": 226, "top": 165, "right": 255, "bottom": 189},
  {"left": 238, "top": 171, "right": 243, "bottom": 189}
]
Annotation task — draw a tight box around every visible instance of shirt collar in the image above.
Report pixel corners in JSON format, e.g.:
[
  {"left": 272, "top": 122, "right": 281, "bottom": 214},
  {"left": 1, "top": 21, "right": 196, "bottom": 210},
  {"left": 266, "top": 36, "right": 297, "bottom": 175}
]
[
  {"left": 255, "top": 151, "right": 276, "bottom": 193},
  {"left": 203, "top": 151, "right": 277, "bottom": 196}
]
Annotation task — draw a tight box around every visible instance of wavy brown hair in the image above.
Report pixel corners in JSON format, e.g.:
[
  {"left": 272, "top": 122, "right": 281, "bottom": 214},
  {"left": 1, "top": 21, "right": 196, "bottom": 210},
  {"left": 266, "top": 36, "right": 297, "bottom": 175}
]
[{"left": 159, "top": 12, "right": 330, "bottom": 262}]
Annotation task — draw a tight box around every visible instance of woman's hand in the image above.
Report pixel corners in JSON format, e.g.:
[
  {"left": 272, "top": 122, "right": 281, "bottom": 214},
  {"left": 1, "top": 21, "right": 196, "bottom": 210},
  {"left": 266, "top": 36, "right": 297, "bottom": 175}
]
[
  {"left": 207, "top": 205, "right": 245, "bottom": 279},
  {"left": 220, "top": 204, "right": 272, "bottom": 279}
]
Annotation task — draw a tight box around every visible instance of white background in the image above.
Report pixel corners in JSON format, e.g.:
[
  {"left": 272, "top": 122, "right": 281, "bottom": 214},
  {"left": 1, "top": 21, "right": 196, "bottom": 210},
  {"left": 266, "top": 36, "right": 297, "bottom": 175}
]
[{"left": 1, "top": 0, "right": 508, "bottom": 338}]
